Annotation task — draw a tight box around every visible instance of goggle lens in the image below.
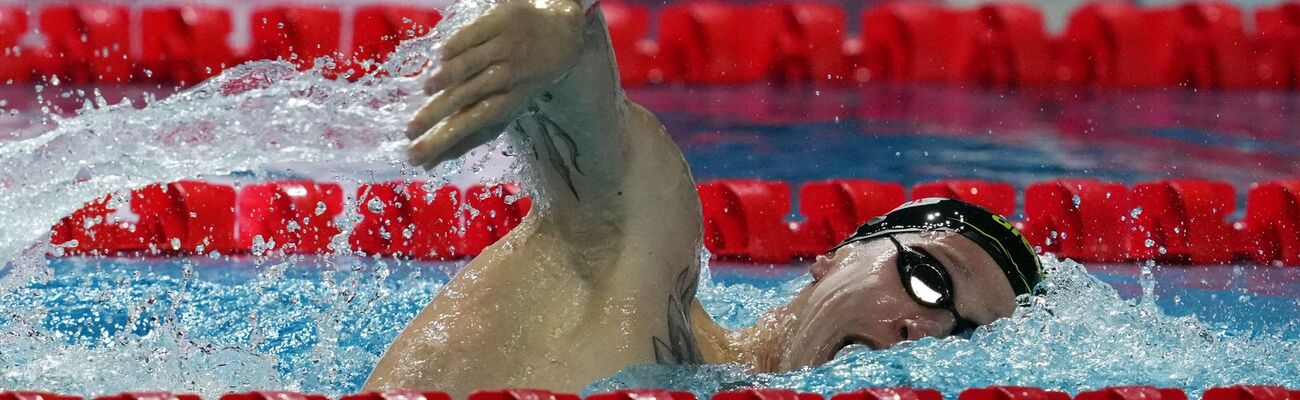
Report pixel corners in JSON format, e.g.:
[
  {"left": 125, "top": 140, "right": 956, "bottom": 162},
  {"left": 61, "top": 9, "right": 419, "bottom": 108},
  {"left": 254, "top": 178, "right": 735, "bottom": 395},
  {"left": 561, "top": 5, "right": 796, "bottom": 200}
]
[
  {"left": 888, "top": 235, "right": 980, "bottom": 336},
  {"left": 890, "top": 236, "right": 955, "bottom": 307},
  {"left": 906, "top": 266, "right": 949, "bottom": 305}
]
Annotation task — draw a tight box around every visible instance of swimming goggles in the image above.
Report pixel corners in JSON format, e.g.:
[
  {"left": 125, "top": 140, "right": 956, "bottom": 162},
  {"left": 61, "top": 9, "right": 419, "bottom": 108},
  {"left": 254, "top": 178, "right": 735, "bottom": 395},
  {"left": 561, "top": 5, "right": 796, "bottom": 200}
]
[{"left": 886, "top": 235, "right": 979, "bottom": 336}]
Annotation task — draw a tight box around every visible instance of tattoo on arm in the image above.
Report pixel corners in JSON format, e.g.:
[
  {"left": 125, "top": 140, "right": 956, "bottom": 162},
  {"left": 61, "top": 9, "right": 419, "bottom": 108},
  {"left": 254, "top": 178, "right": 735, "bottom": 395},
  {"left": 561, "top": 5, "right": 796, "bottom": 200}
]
[
  {"left": 652, "top": 267, "right": 702, "bottom": 365},
  {"left": 515, "top": 102, "right": 585, "bottom": 201}
]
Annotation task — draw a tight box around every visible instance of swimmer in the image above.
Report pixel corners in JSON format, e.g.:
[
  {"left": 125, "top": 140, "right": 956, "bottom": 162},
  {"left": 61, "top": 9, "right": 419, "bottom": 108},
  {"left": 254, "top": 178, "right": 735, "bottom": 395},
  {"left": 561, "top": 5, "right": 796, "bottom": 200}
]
[{"left": 364, "top": 0, "right": 1044, "bottom": 396}]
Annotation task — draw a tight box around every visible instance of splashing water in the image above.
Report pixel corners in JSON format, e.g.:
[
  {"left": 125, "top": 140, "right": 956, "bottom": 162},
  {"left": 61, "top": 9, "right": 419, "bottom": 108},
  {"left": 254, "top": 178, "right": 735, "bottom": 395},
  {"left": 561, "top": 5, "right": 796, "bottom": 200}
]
[
  {"left": 0, "top": 0, "right": 500, "bottom": 395},
  {"left": 0, "top": 0, "right": 504, "bottom": 294},
  {"left": 0, "top": 257, "right": 451, "bottom": 395},
  {"left": 1, "top": 254, "right": 1299, "bottom": 397},
  {"left": 589, "top": 257, "right": 1300, "bottom": 398}
]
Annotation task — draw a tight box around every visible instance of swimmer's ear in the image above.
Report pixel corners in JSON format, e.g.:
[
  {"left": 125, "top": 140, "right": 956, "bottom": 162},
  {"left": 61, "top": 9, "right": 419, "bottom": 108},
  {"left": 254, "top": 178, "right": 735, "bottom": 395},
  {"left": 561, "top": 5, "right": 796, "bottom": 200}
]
[{"left": 810, "top": 252, "right": 834, "bottom": 283}]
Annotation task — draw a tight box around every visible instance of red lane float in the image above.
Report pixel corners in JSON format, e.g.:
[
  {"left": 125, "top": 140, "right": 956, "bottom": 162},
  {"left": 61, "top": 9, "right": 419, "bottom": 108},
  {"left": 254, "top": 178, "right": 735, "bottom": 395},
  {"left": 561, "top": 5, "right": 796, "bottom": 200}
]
[
  {"left": 959, "top": 387, "right": 1069, "bottom": 400},
  {"left": 467, "top": 390, "right": 578, "bottom": 400},
  {"left": 248, "top": 6, "right": 342, "bottom": 70},
  {"left": 351, "top": 182, "right": 461, "bottom": 260},
  {"left": 1239, "top": 180, "right": 1300, "bottom": 265},
  {"left": 799, "top": 179, "right": 905, "bottom": 249},
  {"left": 952, "top": 3, "right": 1053, "bottom": 87},
  {"left": 0, "top": 7, "right": 28, "bottom": 83},
  {"left": 831, "top": 388, "right": 942, "bottom": 400},
  {"left": 341, "top": 391, "right": 452, "bottom": 400},
  {"left": 46, "top": 178, "right": 1300, "bottom": 264},
  {"left": 35, "top": 4, "right": 133, "bottom": 84},
  {"left": 1128, "top": 180, "right": 1236, "bottom": 264},
  {"left": 1055, "top": 2, "right": 1166, "bottom": 87},
  {"left": 1203, "top": 386, "right": 1299, "bottom": 400},
  {"left": 5, "top": 2, "right": 1300, "bottom": 89},
  {"left": 145, "top": 181, "right": 239, "bottom": 254},
  {"left": 912, "top": 180, "right": 1016, "bottom": 217},
  {"left": 657, "top": 1, "right": 772, "bottom": 83},
  {"left": 1145, "top": 2, "right": 1258, "bottom": 89},
  {"left": 858, "top": 2, "right": 961, "bottom": 83},
  {"left": 221, "top": 393, "right": 327, "bottom": 400},
  {"left": 348, "top": 5, "right": 442, "bottom": 78},
  {"left": 602, "top": 1, "right": 659, "bottom": 85},
  {"left": 236, "top": 180, "right": 344, "bottom": 254},
  {"left": 1021, "top": 179, "right": 1131, "bottom": 262},
  {"left": 11, "top": 388, "right": 1300, "bottom": 400},
  {"left": 2, "top": 393, "right": 81, "bottom": 400},
  {"left": 1256, "top": 3, "right": 1300, "bottom": 89},
  {"left": 1075, "top": 387, "right": 1186, "bottom": 400},
  {"left": 50, "top": 190, "right": 154, "bottom": 256},
  {"left": 699, "top": 179, "right": 799, "bottom": 262},
  {"left": 588, "top": 390, "right": 696, "bottom": 400},
  {"left": 713, "top": 390, "right": 823, "bottom": 400},
  {"left": 51, "top": 181, "right": 237, "bottom": 256},
  {"left": 461, "top": 184, "right": 532, "bottom": 257},
  {"left": 139, "top": 6, "right": 235, "bottom": 84},
  {"left": 97, "top": 393, "right": 201, "bottom": 400},
  {"left": 750, "top": 1, "right": 850, "bottom": 83}
]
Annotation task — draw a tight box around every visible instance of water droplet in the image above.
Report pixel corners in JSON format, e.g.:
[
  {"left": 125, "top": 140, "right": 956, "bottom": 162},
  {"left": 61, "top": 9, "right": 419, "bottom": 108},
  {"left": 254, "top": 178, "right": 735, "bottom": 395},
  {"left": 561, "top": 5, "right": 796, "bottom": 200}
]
[{"left": 251, "top": 235, "right": 273, "bottom": 255}]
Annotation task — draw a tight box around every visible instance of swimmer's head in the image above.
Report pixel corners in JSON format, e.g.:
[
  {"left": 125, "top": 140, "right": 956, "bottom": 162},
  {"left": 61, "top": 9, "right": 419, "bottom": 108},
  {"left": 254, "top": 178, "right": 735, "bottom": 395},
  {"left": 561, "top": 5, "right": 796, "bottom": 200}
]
[{"left": 767, "top": 198, "right": 1043, "bottom": 370}]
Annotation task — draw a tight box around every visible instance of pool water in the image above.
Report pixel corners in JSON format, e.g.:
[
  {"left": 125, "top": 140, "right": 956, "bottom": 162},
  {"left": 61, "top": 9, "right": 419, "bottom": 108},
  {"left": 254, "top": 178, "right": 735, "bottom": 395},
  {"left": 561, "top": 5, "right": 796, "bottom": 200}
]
[
  {"left": 0, "top": 256, "right": 1295, "bottom": 397},
  {"left": 1, "top": 0, "right": 1299, "bottom": 397}
]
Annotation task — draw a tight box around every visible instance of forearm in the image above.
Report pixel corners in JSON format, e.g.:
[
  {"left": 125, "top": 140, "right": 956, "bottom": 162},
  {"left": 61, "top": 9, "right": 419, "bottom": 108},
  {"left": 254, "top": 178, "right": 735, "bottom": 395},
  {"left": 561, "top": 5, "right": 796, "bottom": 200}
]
[{"left": 507, "top": 7, "right": 633, "bottom": 232}]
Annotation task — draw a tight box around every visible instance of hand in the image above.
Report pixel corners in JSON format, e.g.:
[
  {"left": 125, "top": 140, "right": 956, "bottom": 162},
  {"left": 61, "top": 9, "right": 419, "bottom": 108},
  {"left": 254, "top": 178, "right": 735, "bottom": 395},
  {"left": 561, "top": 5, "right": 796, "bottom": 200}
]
[{"left": 406, "top": 0, "right": 586, "bottom": 169}]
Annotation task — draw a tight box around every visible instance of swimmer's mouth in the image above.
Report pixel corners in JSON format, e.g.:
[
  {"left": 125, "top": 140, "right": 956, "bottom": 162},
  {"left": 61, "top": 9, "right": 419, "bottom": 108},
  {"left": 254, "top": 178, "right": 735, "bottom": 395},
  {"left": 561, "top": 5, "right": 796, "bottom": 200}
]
[{"left": 831, "top": 335, "right": 881, "bottom": 361}]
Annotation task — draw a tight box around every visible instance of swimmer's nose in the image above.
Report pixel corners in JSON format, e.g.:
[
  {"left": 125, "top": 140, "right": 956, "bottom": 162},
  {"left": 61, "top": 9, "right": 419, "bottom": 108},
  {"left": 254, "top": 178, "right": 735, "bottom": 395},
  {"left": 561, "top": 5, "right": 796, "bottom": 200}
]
[{"left": 895, "top": 318, "right": 941, "bottom": 342}]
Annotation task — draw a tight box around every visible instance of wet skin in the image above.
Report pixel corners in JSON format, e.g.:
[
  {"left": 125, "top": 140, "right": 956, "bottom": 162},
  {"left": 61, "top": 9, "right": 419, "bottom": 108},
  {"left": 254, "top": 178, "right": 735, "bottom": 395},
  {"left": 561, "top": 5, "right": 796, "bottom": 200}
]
[
  {"left": 365, "top": 0, "right": 1019, "bottom": 395},
  {"left": 736, "top": 232, "right": 1019, "bottom": 371}
]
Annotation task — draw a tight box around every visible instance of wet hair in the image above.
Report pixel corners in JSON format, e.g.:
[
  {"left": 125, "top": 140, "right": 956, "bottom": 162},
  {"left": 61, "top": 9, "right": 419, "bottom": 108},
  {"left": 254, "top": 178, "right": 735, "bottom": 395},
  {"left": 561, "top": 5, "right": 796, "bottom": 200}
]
[{"left": 828, "top": 197, "right": 1044, "bottom": 296}]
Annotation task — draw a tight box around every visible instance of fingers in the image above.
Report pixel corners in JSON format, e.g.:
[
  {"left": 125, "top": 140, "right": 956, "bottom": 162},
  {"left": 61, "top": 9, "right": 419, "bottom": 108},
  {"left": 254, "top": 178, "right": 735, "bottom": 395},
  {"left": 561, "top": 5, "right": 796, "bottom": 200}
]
[
  {"left": 426, "top": 39, "right": 503, "bottom": 95},
  {"left": 406, "top": 64, "right": 514, "bottom": 140},
  {"left": 441, "top": 9, "right": 507, "bottom": 59},
  {"left": 426, "top": 121, "right": 511, "bottom": 168},
  {"left": 409, "top": 92, "right": 521, "bottom": 168}
]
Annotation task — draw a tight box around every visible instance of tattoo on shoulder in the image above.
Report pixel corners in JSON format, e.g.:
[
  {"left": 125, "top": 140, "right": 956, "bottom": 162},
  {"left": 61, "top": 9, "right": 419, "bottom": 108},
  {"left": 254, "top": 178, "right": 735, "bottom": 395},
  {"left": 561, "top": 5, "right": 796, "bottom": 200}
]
[
  {"left": 652, "top": 267, "right": 702, "bottom": 365},
  {"left": 515, "top": 103, "right": 585, "bottom": 201}
]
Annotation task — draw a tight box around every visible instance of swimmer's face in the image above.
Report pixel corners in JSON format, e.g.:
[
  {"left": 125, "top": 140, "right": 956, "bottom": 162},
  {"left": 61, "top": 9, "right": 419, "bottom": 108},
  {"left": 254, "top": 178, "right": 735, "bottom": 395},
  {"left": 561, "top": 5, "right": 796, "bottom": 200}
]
[{"left": 777, "top": 231, "right": 1017, "bottom": 369}]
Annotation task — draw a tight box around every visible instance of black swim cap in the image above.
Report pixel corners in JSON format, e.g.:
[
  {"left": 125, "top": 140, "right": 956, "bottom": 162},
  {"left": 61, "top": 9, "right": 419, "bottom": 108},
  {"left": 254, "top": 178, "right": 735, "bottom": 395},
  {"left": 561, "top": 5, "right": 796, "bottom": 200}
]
[{"left": 827, "top": 197, "right": 1044, "bottom": 296}]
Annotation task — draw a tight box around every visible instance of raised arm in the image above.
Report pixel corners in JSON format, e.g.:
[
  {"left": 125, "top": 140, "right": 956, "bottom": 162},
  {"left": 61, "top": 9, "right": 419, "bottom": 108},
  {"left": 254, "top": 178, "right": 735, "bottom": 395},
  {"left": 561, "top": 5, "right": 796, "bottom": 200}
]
[
  {"left": 369, "top": 2, "right": 706, "bottom": 393},
  {"left": 406, "top": 0, "right": 639, "bottom": 238}
]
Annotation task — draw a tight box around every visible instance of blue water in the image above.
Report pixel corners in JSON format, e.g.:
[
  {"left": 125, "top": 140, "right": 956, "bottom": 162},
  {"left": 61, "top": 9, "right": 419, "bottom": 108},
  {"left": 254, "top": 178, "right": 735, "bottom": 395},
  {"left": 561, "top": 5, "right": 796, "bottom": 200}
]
[
  {"left": 630, "top": 85, "right": 1300, "bottom": 219},
  {"left": 0, "top": 256, "right": 1296, "bottom": 397}
]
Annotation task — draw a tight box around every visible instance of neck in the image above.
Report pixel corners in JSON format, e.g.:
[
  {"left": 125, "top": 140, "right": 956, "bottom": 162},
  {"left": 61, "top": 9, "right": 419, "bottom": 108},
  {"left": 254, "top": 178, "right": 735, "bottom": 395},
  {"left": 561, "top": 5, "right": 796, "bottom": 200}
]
[
  {"left": 690, "top": 302, "right": 798, "bottom": 372},
  {"left": 733, "top": 304, "right": 800, "bottom": 372}
]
